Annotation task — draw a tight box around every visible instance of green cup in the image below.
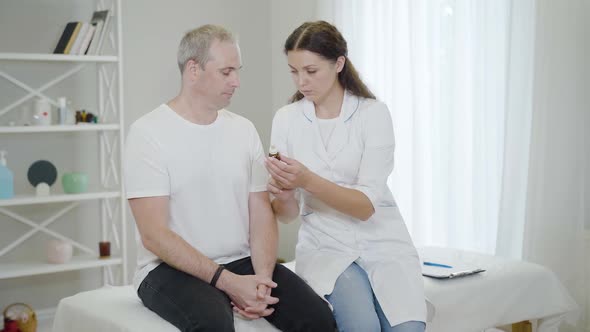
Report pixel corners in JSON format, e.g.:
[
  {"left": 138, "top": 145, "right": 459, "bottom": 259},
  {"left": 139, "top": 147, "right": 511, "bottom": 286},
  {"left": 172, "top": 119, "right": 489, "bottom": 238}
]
[{"left": 62, "top": 172, "right": 88, "bottom": 194}]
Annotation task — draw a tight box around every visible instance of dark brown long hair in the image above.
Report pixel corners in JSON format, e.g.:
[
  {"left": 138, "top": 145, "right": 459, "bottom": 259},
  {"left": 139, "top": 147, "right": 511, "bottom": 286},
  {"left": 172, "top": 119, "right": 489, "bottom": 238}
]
[{"left": 284, "top": 21, "right": 375, "bottom": 103}]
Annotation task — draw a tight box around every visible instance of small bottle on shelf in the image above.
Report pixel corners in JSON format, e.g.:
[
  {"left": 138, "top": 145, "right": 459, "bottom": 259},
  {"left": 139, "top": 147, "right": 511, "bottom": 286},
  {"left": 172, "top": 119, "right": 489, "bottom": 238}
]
[
  {"left": 0, "top": 150, "right": 15, "bottom": 199},
  {"left": 57, "top": 97, "right": 67, "bottom": 125},
  {"left": 57, "top": 97, "right": 76, "bottom": 125},
  {"left": 32, "top": 98, "right": 52, "bottom": 126}
]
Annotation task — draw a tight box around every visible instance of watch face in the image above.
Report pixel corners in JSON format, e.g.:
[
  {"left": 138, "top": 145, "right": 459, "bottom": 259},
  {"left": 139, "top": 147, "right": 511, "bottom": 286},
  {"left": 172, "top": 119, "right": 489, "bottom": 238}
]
[{"left": 27, "top": 160, "right": 58, "bottom": 187}]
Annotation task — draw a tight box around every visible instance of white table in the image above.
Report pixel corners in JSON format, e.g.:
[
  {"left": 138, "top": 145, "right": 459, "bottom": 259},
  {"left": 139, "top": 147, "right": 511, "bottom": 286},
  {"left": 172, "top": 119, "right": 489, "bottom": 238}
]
[{"left": 53, "top": 247, "right": 578, "bottom": 332}]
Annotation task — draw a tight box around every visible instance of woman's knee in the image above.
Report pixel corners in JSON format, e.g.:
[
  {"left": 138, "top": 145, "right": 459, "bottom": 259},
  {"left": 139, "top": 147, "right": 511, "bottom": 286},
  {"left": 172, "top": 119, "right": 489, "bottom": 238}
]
[
  {"left": 329, "top": 263, "right": 374, "bottom": 304},
  {"left": 336, "top": 312, "right": 380, "bottom": 332},
  {"left": 328, "top": 263, "right": 380, "bottom": 331},
  {"left": 389, "top": 320, "right": 426, "bottom": 332}
]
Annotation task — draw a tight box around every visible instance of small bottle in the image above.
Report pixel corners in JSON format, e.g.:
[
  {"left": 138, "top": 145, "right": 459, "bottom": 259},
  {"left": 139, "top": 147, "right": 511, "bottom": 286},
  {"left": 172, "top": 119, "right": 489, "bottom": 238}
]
[
  {"left": 66, "top": 100, "right": 76, "bottom": 124},
  {"left": 32, "top": 98, "right": 52, "bottom": 126},
  {"left": 268, "top": 145, "right": 281, "bottom": 160},
  {"left": 99, "top": 241, "right": 111, "bottom": 258},
  {"left": 0, "top": 150, "right": 15, "bottom": 199},
  {"left": 57, "top": 97, "right": 68, "bottom": 125}
]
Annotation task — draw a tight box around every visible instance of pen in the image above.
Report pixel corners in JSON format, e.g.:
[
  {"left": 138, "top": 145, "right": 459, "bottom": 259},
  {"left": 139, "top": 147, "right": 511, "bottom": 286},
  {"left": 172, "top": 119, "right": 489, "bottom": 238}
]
[{"left": 423, "top": 261, "right": 453, "bottom": 268}]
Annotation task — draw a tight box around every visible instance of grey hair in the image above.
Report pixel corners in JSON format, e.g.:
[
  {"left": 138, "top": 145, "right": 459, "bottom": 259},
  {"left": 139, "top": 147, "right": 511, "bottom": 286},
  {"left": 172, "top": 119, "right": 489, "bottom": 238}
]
[{"left": 177, "top": 24, "right": 236, "bottom": 74}]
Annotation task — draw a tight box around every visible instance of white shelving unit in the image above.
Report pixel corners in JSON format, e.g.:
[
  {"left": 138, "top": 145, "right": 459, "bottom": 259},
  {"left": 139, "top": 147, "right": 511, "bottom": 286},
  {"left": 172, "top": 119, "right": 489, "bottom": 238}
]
[
  {"left": 0, "top": 53, "right": 118, "bottom": 63},
  {"left": 0, "top": 124, "right": 119, "bottom": 133},
  {"left": 0, "top": 191, "right": 120, "bottom": 207},
  {"left": 0, "top": 256, "right": 123, "bottom": 280},
  {"left": 0, "top": 0, "right": 127, "bottom": 292}
]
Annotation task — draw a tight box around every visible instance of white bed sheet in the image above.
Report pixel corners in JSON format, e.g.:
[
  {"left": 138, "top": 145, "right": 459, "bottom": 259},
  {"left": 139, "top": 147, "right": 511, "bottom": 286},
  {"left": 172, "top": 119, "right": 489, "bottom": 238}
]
[
  {"left": 419, "top": 247, "right": 578, "bottom": 332},
  {"left": 52, "top": 248, "right": 578, "bottom": 332},
  {"left": 52, "top": 284, "right": 280, "bottom": 332}
]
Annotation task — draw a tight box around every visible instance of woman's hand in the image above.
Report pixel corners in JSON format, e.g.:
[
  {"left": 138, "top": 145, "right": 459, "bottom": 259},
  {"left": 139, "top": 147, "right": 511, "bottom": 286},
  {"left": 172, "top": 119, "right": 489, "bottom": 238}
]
[
  {"left": 267, "top": 177, "right": 296, "bottom": 202},
  {"left": 264, "top": 155, "right": 312, "bottom": 190}
]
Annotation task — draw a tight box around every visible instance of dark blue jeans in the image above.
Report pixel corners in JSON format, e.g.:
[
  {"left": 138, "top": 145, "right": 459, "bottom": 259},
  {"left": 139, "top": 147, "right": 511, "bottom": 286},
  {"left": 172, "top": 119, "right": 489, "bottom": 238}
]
[{"left": 138, "top": 257, "right": 336, "bottom": 332}]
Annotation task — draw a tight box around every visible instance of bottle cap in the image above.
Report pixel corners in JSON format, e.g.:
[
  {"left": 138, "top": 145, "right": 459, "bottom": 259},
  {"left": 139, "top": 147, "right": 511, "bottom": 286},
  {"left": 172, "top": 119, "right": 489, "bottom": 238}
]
[
  {"left": 268, "top": 145, "right": 281, "bottom": 160},
  {"left": 0, "top": 150, "right": 6, "bottom": 167}
]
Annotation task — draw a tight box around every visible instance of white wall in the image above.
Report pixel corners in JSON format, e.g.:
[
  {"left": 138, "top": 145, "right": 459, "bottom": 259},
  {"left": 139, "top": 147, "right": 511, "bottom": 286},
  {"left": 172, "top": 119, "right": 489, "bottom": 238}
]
[
  {"left": 584, "top": 2, "right": 589, "bottom": 330},
  {"left": 123, "top": 0, "right": 272, "bottom": 150},
  {"left": 525, "top": 0, "right": 589, "bottom": 330},
  {"left": 585, "top": 2, "right": 589, "bottom": 328}
]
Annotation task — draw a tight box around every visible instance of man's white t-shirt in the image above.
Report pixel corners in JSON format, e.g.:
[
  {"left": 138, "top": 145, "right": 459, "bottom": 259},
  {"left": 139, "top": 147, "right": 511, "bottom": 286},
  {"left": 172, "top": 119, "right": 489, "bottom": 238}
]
[{"left": 124, "top": 104, "right": 268, "bottom": 290}]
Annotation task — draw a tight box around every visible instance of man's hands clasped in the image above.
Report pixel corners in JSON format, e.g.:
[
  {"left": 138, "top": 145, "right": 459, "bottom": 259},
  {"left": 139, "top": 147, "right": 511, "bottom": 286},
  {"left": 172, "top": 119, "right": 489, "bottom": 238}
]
[{"left": 217, "top": 271, "right": 279, "bottom": 320}]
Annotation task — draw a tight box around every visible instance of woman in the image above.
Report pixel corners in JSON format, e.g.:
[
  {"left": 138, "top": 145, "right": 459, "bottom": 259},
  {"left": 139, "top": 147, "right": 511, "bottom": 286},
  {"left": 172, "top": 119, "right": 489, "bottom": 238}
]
[{"left": 265, "top": 21, "right": 427, "bottom": 332}]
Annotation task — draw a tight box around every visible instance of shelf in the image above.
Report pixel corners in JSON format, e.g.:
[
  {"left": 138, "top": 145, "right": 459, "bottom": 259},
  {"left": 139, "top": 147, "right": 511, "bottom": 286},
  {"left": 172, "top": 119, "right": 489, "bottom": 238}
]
[
  {"left": 0, "top": 124, "right": 119, "bottom": 133},
  {"left": 0, "top": 52, "right": 118, "bottom": 62},
  {"left": 0, "top": 191, "right": 121, "bottom": 207},
  {"left": 0, "top": 255, "right": 122, "bottom": 279}
]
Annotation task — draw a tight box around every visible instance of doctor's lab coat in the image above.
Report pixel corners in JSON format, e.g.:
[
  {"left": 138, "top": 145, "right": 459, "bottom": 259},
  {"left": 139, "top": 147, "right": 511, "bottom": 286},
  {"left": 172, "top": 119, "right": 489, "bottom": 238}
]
[{"left": 270, "top": 91, "right": 427, "bottom": 327}]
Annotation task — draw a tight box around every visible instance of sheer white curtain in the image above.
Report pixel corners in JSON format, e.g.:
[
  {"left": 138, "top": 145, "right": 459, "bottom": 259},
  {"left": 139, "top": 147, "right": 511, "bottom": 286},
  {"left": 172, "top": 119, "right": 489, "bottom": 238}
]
[{"left": 318, "top": 0, "right": 535, "bottom": 254}]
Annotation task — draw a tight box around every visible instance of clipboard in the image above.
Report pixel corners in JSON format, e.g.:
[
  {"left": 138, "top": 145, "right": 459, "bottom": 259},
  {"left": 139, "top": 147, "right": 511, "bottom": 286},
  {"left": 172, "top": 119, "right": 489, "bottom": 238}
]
[{"left": 422, "top": 264, "right": 486, "bottom": 279}]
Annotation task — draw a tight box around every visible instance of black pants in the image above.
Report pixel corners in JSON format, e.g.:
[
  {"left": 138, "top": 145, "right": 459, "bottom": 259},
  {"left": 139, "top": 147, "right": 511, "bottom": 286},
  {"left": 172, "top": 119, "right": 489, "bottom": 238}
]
[{"left": 138, "top": 257, "right": 336, "bottom": 332}]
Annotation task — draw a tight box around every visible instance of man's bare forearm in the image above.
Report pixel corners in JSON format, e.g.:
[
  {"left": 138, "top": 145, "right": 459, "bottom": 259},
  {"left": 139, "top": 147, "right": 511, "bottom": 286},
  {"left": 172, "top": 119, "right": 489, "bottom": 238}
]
[
  {"left": 271, "top": 195, "right": 299, "bottom": 223},
  {"left": 249, "top": 192, "right": 278, "bottom": 278},
  {"left": 144, "top": 225, "right": 220, "bottom": 282},
  {"left": 129, "top": 197, "right": 220, "bottom": 285}
]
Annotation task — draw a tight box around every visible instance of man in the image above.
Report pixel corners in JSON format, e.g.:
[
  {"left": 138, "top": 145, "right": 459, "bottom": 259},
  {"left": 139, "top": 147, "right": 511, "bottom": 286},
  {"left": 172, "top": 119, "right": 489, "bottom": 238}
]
[{"left": 124, "top": 25, "right": 335, "bottom": 332}]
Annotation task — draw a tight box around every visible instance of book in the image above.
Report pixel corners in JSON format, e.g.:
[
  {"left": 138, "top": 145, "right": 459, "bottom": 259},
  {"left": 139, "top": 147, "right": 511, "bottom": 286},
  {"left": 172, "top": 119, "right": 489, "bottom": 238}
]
[
  {"left": 85, "top": 21, "right": 102, "bottom": 55},
  {"left": 94, "top": 9, "right": 112, "bottom": 54},
  {"left": 77, "top": 24, "right": 96, "bottom": 55},
  {"left": 63, "top": 22, "right": 82, "bottom": 54},
  {"left": 69, "top": 22, "right": 91, "bottom": 55},
  {"left": 87, "top": 10, "right": 109, "bottom": 55},
  {"left": 53, "top": 22, "right": 79, "bottom": 54}
]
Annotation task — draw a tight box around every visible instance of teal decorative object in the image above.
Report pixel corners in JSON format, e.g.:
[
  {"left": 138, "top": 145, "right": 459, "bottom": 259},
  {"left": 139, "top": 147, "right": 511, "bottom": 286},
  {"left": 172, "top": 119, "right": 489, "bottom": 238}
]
[
  {"left": 61, "top": 172, "right": 88, "bottom": 194},
  {"left": 0, "top": 150, "right": 14, "bottom": 199}
]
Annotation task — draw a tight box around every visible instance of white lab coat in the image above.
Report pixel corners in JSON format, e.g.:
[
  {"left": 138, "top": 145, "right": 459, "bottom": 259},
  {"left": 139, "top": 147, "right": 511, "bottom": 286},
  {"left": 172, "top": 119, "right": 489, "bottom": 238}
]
[{"left": 270, "top": 91, "right": 427, "bottom": 327}]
